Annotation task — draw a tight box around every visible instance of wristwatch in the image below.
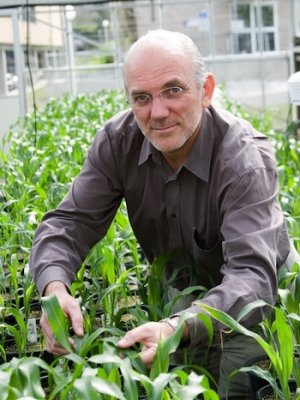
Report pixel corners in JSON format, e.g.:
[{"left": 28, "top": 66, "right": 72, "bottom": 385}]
[{"left": 160, "top": 317, "right": 179, "bottom": 331}]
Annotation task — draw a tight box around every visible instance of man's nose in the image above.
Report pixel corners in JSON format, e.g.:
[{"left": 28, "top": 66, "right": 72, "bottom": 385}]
[{"left": 149, "top": 95, "right": 170, "bottom": 119}]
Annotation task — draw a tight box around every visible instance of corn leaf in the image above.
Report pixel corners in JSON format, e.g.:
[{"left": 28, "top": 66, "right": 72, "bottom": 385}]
[
  {"left": 40, "top": 294, "right": 72, "bottom": 353},
  {"left": 74, "top": 375, "right": 125, "bottom": 400}
]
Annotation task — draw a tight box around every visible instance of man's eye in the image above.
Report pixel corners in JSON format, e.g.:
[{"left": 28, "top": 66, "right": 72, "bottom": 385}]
[
  {"left": 164, "top": 86, "right": 184, "bottom": 97},
  {"left": 133, "top": 94, "right": 151, "bottom": 103}
]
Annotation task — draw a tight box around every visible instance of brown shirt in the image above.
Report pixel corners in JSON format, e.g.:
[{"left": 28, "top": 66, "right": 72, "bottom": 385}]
[{"left": 29, "top": 105, "right": 290, "bottom": 347}]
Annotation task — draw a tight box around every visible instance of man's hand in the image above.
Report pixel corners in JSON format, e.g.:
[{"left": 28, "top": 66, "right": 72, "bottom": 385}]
[
  {"left": 40, "top": 281, "right": 84, "bottom": 355},
  {"left": 117, "top": 318, "right": 186, "bottom": 367}
]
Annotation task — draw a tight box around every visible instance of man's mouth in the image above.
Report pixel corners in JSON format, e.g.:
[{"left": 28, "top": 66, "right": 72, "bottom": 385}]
[{"left": 152, "top": 123, "right": 176, "bottom": 132}]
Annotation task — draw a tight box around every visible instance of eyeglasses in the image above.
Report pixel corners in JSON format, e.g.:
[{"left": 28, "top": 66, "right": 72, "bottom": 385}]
[{"left": 127, "top": 80, "right": 192, "bottom": 109}]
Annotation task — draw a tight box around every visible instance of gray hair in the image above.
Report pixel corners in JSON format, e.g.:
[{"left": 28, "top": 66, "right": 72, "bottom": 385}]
[{"left": 124, "top": 29, "right": 207, "bottom": 87}]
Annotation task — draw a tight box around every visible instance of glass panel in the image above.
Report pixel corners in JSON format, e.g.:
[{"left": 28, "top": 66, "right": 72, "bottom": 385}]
[
  {"left": 233, "top": 4, "right": 250, "bottom": 28},
  {"left": 261, "top": 5, "right": 274, "bottom": 27},
  {"left": 5, "top": 50, "right": 15, "bottom": 74},
  {"left": 256, "top": 32, "right": 275, "bottom": 52},
  {"left": 254, "top": 5, "right": 274, "bottom": 28},
  {"left": 233, "top": 33, "right": 252, "bottom": 54},
  {"left": 264, "top": 32, "right": 275, "bottom": 51},
  {"left": 294, "top": 0, "right": 300, "bottom": 36}
]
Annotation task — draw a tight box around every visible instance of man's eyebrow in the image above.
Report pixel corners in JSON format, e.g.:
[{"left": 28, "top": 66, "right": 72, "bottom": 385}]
[
  {"left": 129, "top": 79, "right": 185, "bottom": 95},
  {"left": 130, "top": 88, "right": 149, "bottom": 96},
  {"left": 162, "top": 79, "right": 185, "bottom": 87}
]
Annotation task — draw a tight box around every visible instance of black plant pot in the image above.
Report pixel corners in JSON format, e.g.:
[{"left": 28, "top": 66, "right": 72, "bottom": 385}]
[
  {"left": 0, "top": 336, "right": 54, "bottom": 364},
  {"left": 256, "top": 380, "right": 297, "bottom": 400},
  {"left": 256, "top": 384, "right": 274, "bottom": 400},
  {"left": 244, "top": 355, "right": 271, "bottom": 400}
]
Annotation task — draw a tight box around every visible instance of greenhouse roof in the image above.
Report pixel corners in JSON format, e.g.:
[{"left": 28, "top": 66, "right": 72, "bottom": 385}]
[{"left": 0, "top": 0, "right": 126, "bottom": 8}]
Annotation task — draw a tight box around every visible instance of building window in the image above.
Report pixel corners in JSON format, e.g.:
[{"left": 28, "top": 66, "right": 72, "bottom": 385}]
[
  {"left": 5, "top": 50, "right": 15, "bottom": 74},
  {"left": 231, "top": 2, "right": 277, "bottom": 54}
]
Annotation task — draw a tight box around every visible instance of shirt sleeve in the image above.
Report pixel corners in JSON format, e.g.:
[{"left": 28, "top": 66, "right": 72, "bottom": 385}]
[
  {"left": 29, "top": 128, "right": 123, "bottom": 295},
  {"left": 177, "top": 166, "right": 289, "bottom": 347}
]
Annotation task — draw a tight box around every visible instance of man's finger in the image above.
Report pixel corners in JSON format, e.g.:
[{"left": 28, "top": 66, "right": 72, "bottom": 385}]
[
  {"left": 44, "top": 334, "right": 69, "bottom": 355},
  {"left": 139, "top": 346, "right": 157, "bottom": 366},
  {"left": 117, "top": 327, "right": 141, "bottom": 348},
  {"left": 66, "top": 302, "right": 84, "bottom": 337},
  {"left": 117, "top": 335, "right": 135, "bottom": 348}
]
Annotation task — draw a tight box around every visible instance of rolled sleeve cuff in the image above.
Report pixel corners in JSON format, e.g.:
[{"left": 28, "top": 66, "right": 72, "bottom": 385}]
[{"left": 36, "top": 266, "right": 72, "bottom": 295}]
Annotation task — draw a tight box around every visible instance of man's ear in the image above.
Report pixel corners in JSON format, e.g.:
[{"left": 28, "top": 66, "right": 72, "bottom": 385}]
[{"left": 201, "top": 73, "right": 215, "bottom": 108}]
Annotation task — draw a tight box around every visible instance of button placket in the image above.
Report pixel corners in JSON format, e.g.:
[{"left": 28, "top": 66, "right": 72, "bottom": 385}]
[{"left": 165, "top": 178, "right": 181, "bottom": 250}]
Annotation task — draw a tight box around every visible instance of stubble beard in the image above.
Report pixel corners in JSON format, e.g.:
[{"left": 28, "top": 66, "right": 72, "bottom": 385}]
[{"left": 145, "top": 126, "right": 195, "bottom": 153}]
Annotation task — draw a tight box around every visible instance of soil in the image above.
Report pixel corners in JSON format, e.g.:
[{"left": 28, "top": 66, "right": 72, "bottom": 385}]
[
  {"left": 254, "top": 357, "right": 271, "bottom": 370},
  {"left": 117, "top": 295, "right": 141, "bottom": 308},
  {"left": 5, "top": 341, "right": 44, "bottom": 355}
]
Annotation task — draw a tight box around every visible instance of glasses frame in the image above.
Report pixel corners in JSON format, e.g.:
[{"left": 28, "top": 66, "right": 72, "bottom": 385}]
[{"left": 126, "top": 80, "right": 193, "bottom": 110}]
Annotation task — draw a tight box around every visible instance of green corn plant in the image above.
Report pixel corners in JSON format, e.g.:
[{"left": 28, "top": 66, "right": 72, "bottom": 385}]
[
  {"left": 41, "top": 295, "right": 218, "bottom": 399},
  {"left": 0, "top": 306, "right": 27, "bottom": 360},
  {"left": 40, "top": 294, "right": 126, "bottom": 398},
  {"left": 139, "top": 252, "right": 181, "bottom": 321},
  {"left": 41, "top": 295, "right": 73, "bottom": 354},
  {"left": 84, "top": 204, "right": 140, "bottom": 292},
  {"left": 6, "top": 253, "right": 23, "bottom": 310},
  {"left": 0, "top": 357, "right": 45, "bottom": 399},
  {"left": 146, "top": 254, "right": 172, "bottom": 319},
  {"left": 89, "top": 339, "right": 144, "bottom": 399},
  {"left": 277, "top": 262, "right": 300, "bottom": 345},
  {"left": 0, "top": 344, "right": 6, "bottom": 365},
  {"left": 73, "top": 265, "right": 143, "bottom": 331},
  {"left": 199, "top": 300, "right": 298, "bottom": 400},
  {"left": 41, "top": 294, "right": 123, "bottom": 359},
  {"left": 1, "top": 89, "right": 300, "bottom": 399},
  {"left": 170, "top": 370, "right": 219, "bottom": 400},
  {"left": 101, "top": 206, "right": 141, "bottom": 260},
  {"left": 73, "top": 372, "right": 126, "bottom": 400},
  {"left": 43, "top": 334, "right": 129, "bottom": 400},
  {"left": 70, "top": 266, "right": 102, "bottom": 318},
  {"left": 89, "top": 339, "right": 219, "bottom": 400},
  {"left": 149, "top": 316, "right": 185, "bottom": 380},
  {"left": 93, "top": 283, "right": 123, "bottom": 328},
  {"left": 138, "top": 252, "right": 208, "bottom": 323},
  {"left": 0, "top": 355, "right": 62, "bottom": 400},
  {"left": 276, "top": 262, "right": 300, "bottom": 389},
  {"left": 110, "top": 269, "right": 143, "bottom": 330},
  {"left": 22, "top": 263, "right": 39, "bottom": 320}
]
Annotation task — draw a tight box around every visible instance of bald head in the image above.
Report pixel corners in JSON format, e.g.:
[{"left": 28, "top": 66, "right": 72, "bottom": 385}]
[{"left": 124, "top": 29, "right": 207, "bottom": 88}]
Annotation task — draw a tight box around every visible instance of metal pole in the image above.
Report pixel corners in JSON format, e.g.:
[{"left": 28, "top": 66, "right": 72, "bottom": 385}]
[
  {"left": 65, "top": 6, "right": 76, "bottom": 96},
  {"left": 208, "top": 0, "right": 214, "bottom": 58},
  {"left": 110, "top": 2, "right": 122, "bottom": 89},
  {"left": 156, "top": 0, "right": 163, "bottom": 29},
  {"left": 255, "top": 0, "right": 266, "bottom": 111},
  {"left": 0, "top": 50, "right": 7, "bottom": 95},
  {"left": 12, "top": 8, "right": 27, "bottom": 116}
]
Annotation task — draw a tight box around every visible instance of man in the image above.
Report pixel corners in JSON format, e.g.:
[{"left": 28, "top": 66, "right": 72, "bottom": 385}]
[{"left": 30, "top": 30, "right": 293, "bottom": 399}]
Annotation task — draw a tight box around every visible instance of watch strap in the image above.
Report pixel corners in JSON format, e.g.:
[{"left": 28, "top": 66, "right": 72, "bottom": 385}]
[{"left": 160, "top": 317, "right": 179, "bottom": 331}]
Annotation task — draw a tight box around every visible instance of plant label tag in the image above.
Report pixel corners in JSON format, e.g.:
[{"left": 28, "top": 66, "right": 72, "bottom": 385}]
[{"left": 27, "top": 318, "right": 38, "bottom": 344}]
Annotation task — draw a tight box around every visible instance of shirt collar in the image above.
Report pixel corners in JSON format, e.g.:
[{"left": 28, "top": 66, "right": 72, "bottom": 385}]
[
  {"left": 138, "top": 107, "right": 215, "bottom": 181},
  {"left": 138, "top": 135, "right": 162, "bottom": 166},
  {"left": 183, "top": 108, "right": 214, "bottom": 182}
]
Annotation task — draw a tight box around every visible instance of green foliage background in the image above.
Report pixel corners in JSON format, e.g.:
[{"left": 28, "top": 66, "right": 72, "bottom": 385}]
[
  {"left": 1, "top": 88, "right": 299, "bottom": 266},
  {"left": 0, "top": 89, "right": 299, "bottom": 399}
]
